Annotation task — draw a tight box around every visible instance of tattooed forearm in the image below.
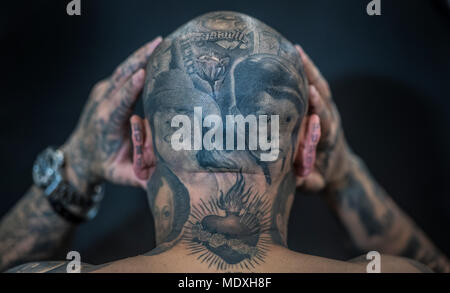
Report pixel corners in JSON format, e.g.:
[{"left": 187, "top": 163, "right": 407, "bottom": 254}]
[
  {"left": 0, "top": 37, "right": 161, "bottom": 273},
  {"left": 62, "top": 37, "right": 161, "bottom": 190},
  {"left": 0, "top": 186, "right": 74, "bottom": 272},
  {"left": 325, "top": 154, "right": 450, "bottom": 273}
]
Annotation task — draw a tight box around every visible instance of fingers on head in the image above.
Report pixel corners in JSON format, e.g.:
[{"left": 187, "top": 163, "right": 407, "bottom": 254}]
[
  {"left": 301, "top": 114, "right": 321, "bottom": 176},
  {"left": 308, "top": 85, "right": 332, "bottom": 137},
  {"left": 111, "top": 36, "right": 162, "bottom": 87},
  {"left": 130, "top": 115, "right": 144, "bottom": 144},
  {"left": 130, "top": 115, "right": 148, "bottom": 180},
  {"left": 295, "top": 45, "right": 331, "bottom": 99},
  {"left": 130, "top": 116, "right": 155, "bottom": 181},
  {"left": 143, "top": 119, "right": 154, "bottom": 150},
  {"left": 308, "top": 85, "right": 325, "bottom": 115},
  {"left": 305, "top": 114, "right": 321, "bottom": 153},
  {"left": 116, "top": 68, "right": 146, "bottom": 106},
  {"left": 295, "top": 114, "right": 321, "bottom": 177},
  {"left": 104, "top": 69, "right": 145, "bottom": 124},
  {"left": 295, "top": 45, "right": 317, "bottom": 82}
]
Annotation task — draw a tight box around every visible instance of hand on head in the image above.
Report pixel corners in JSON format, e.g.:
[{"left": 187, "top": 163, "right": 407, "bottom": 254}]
[
  {"left": 294, "top": 45, "right": 351, "bottom": 193},
  {"left": 63, "top": 34, "right": 351, "bottom": 195},
  {"left": 63, "top": 37, "right": 162, "bottom": 191}
]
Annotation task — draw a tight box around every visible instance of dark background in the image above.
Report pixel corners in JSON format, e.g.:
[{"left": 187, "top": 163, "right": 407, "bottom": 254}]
[{"left": 1, "top": 0, "right": 449, "bottom": 264}]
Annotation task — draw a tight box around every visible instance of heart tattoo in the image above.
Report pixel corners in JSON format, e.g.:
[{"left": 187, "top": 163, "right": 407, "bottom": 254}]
[{"left": 184, "top": 173, "right": 271, "bottom": 271}]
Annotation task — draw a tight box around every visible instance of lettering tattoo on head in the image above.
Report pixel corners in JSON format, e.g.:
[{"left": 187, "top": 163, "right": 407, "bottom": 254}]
[{"left": 142, "top": 11, "right": 308, "bottom": 270}]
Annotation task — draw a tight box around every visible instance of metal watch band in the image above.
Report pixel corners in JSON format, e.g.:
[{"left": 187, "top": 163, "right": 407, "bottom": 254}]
[
  {"left": 47, "top": 196, "right": 88, "bottom": 223},
  {"left": 46, "top": 182, "right": 104, "bottom": 223},
  {"left": 33, "top": 146, "right": 105, "bottom": 223}
]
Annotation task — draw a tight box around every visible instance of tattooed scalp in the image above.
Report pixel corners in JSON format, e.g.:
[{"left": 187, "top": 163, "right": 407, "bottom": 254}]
[{"left": 140, "top": 11, "right": 309, "bottom": 271}]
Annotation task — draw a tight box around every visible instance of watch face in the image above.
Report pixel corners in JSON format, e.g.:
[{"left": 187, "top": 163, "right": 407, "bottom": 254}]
[{"left": 32, "top": 148, "right": 64, "bottom": 187}]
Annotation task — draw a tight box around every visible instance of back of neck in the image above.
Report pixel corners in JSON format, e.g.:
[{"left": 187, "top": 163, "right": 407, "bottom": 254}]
[{"left": 146, "top": 164, "right": 296, "bottom": 258}]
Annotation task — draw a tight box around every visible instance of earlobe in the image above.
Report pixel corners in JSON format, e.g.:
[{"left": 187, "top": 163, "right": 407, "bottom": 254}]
[
  {"left": 130, "top": 115, "right": 156, "bottom": 182},
  {"left": 294, "top": 114, "right": 321, "bottom": 179}
]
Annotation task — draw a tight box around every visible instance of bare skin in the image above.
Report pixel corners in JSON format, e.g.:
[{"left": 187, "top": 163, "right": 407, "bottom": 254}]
[{"left": 1, "top": 12, "right": 446, "bottom": 273}]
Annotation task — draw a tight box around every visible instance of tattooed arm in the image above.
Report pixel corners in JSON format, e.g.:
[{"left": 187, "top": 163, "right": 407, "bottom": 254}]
[
  {"left": 0, "top": 37, "right": 162, "bottom": 272},
  {"left": 327, "top": 154, "right": 450, "bottom": 273},
  {"left": 0, "top": 187, "right": 74, "bottom": 271},
  {"left": 295, "top": 46, "right": 450, "bottom": 273}
]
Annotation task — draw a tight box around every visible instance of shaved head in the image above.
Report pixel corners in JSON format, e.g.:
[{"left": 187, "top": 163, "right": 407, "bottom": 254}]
[
  {"left": 143, "top": 11, "right": 308, "bottom": 176},
  {"left": 135, "top": 12, "right": 313, "bottom": 262}
]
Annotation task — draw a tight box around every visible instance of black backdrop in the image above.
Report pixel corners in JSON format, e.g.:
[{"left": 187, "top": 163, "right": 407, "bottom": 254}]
[{"left": 1, "top": 0, "right": 449, "bottom": 264}]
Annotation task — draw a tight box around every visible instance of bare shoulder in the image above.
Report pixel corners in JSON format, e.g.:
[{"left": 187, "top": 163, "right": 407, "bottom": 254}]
[
  {"left": 266, "top": 247, "right": 433, "bottom": 273},
  {"left": 13, "top": 249, "right": 431, "bottom": 273},
  {"left": 92, "top": 246, "right": 434, "bottom": 273},
  {"left": 380, "top": 255, "right": 433, "bottom": 273}
]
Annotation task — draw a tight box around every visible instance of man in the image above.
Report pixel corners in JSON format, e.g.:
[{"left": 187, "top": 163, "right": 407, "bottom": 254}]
[{"left": 0, "top": 11, "right": 448, "bottom": 273}]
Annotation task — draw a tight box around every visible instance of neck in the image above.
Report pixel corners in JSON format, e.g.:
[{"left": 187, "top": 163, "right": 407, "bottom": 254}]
[{"left": 146, "top": 164, "right": 296, "bottom": 259}]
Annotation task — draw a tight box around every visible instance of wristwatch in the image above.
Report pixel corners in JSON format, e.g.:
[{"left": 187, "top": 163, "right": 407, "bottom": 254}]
[{"left": 32, "top": 147, "right": 104, "bottom": 223}]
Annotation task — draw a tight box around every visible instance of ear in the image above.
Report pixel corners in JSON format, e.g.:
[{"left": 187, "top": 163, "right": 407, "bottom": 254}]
[
  {"left": 130, "top": 115, "right": 156, "bottom": 186},
  {"left": 293, "top": 114, "right": 321, "bottom": 184}
]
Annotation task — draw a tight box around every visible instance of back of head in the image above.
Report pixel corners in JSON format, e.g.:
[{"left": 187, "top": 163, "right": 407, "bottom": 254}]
[
  {"left": 144, "top": 11, "right": 307, "bottom": 176},
  {"left": 141, "top": 11, "right": 309, "bottom": 261}
]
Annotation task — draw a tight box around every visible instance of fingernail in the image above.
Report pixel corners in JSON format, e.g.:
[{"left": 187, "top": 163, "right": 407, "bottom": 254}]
[
  {"left": 295, "top": 44, "right": 304, "bottom": 56},
  {"left": 132, "top": 69, "right": 145, "bottom": 84},
  {"left": 311, "top": 85, "right": 319, "bottom": 96},
  {"left": 147, "top": 36, "right": 162, "bottom": 53},
  {"left": 310, "top": 85, "right": 318, "bottom": 96}
]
